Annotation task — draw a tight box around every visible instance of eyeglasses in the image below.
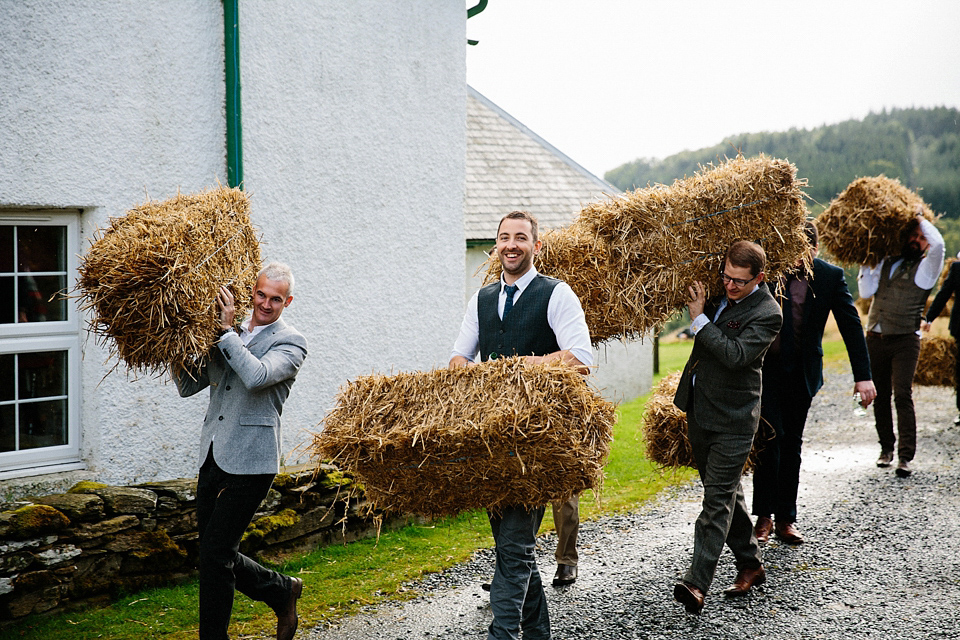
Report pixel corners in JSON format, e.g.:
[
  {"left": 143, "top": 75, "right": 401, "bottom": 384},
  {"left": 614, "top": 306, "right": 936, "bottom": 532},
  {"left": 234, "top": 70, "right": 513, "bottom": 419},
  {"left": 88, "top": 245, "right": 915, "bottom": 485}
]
[{"left": 719, "top": 271, "right": 757, "bottom": 288}]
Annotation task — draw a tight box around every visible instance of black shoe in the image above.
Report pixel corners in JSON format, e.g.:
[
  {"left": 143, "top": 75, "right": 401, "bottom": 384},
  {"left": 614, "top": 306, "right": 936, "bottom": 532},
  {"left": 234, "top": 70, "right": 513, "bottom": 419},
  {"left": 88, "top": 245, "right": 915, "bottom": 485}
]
[
  {"left": 552, "top": 564, "right": 577, "bottom": 587},
  {"left": 275, "top": 577, "right": 302, "bottom": 640},
  {"left": 895, "top": 459, "right": 912, "bottom": 477}
]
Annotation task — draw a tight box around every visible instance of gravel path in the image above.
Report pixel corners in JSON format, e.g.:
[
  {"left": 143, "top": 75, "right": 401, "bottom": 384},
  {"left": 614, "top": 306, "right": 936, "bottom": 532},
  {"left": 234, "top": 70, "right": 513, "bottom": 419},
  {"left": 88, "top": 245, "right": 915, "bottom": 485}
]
[{"left": 305, "top": 366, "right": 960, "bottom": 639}]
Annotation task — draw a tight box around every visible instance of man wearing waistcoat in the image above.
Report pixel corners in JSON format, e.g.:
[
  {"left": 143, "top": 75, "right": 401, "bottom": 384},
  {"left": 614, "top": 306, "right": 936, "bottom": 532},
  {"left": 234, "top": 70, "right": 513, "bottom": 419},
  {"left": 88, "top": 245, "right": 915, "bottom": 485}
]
[
  {"left": 175, "top": 262, "right": 308, "bottom": 640},
  {"left": 450, "top": 210, "right": 592, "bottom": 640},
  {"left": 672, "top": 241, "right": 782, "bottom": 615},
  {"left": 752, "top": 220, "right": 876, "bottom": 547},
  {"left": 859, "top": 213, "right": 944, "bottom": 477}
]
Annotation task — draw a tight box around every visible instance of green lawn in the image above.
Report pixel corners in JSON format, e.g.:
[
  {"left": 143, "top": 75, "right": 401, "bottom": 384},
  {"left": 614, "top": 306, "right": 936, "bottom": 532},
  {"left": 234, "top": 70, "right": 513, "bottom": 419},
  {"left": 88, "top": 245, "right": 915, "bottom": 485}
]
[{"left": 15, "top": 338, "right": 858, "bottom": 640}]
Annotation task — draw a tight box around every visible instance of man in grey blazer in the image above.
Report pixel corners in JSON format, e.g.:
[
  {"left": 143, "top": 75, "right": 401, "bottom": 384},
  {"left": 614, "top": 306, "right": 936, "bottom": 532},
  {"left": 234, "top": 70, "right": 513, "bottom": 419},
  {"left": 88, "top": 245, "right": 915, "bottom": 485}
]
[
  {"left": 672, "top": 241, "right": 782, "bottom": 614},
  {"left": 175, "top": 262, "right": 308, "bottom": 640}
]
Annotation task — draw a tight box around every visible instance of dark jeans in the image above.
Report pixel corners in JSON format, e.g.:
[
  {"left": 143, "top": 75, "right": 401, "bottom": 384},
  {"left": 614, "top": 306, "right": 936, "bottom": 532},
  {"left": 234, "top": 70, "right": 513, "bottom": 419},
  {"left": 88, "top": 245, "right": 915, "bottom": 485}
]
[
  {"left": 867, "top": 333, "right": 920, "bottom": 461},
  {"left": 196, "top": 447, "right": 292, "bottom": 640},
  {"left": 753, "top": 365, "right": 813, "bottom": 523},
  {"left": 487, "top": 505, "right": 551, "bottom": 640},
  {"left": 684, "top": 402, "right": 761, "bottom": 592}
]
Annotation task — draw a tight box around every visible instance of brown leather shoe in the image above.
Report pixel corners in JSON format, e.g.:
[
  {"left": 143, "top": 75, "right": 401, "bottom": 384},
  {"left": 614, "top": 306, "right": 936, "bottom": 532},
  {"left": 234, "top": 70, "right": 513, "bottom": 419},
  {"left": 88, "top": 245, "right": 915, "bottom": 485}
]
[
  {"left": 896, "top": 459, "right": 912, "bottom": 477},
  {"left": 552, "top": 564, "right": 577, "bottom": 586},
  {"left": 673, "top": 581, "right": 705, "bottom": 614},
  {"left": 754, "top": 516, "right": 773, "bottom": 544},
  {"left": 877, "top": 450, "right": 894, "bottom": 467},
  {"left": 723, "top": 566, "right": 766, "bottom": 597},
  {"left": 275, "top": 577, "right": 303, "bottom": 640},
  {"left": 775, "top": 521, "right": 804, "bottom": 545}
]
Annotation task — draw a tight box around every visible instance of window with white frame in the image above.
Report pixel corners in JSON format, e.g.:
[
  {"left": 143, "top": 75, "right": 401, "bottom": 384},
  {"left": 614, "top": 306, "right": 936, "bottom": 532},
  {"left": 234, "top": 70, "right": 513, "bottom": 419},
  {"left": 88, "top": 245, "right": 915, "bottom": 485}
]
[{"left": 0, "top": 211, "right": 81, "bottom": 478}]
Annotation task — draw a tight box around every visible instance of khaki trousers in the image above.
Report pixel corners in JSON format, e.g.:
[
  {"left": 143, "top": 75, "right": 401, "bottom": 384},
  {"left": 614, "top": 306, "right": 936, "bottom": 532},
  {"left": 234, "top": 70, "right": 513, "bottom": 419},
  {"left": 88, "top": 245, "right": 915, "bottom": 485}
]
[{"left": 551, "top": 495, "right": 579, "bottom": 566}]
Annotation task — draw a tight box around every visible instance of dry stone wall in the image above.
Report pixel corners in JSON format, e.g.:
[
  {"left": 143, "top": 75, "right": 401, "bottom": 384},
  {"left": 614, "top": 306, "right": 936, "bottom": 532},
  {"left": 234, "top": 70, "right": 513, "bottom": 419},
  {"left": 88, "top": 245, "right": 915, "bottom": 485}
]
[{"left": 0, "top": 464, "right": 399, "bottom": 622}]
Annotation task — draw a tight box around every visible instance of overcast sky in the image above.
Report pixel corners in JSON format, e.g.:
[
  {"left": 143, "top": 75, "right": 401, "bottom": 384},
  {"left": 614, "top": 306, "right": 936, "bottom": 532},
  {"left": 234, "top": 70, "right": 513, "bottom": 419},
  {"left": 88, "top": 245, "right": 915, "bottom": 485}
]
[{"left": 465, "top": 0, "right": 960, "bottom": 177}]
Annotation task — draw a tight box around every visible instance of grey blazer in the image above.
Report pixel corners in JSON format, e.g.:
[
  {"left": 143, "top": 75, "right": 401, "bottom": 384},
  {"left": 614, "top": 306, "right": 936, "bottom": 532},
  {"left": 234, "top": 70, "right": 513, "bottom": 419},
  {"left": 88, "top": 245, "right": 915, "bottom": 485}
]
[
  {"left": 674, "top": 283, "right": 782, "bottom": 434},
  {"left": 176, "top": 318, "right": 308, "bottom": 475}
]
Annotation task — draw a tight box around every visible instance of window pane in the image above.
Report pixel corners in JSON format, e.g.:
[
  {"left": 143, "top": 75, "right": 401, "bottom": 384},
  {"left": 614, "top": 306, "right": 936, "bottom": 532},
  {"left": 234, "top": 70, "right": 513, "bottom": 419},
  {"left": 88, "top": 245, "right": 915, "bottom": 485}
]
[
  {"left": 0, "top": 276, "right": 13, "bottom": 324},
  {"left": 0, "top": 354, "right": 13, "bottom": 401},
  {"left": 19, "top": 399, "right": 66, "bottom": 450},
  {"left": 18, "top": 275, "right": 66, "bottom": 322},
  {"left": 18, "top": 226, "right": 66, "bottom": 273},
  {"left": 0, "top": 405, "right": 14, "bottom": 452},
  {"left": 19, "top": 351, "right": 66, "bottom": 399},
  {"left": 0, "top": 227, "right": 12, "bottom": 273}
]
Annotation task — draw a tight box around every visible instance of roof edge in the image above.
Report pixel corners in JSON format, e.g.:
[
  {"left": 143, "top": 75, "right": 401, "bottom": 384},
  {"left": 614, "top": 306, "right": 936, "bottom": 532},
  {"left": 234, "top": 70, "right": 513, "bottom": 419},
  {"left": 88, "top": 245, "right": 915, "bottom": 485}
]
[{"left": 467, "top": 85, "right": 621, "bottom": 195}]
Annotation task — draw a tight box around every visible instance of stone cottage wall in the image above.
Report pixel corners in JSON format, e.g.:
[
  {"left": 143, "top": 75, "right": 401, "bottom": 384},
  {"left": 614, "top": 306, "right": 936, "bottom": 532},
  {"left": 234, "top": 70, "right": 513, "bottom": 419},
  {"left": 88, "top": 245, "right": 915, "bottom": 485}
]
[{"left": 0, "top": 464, "right": 400, "bottom": 621}]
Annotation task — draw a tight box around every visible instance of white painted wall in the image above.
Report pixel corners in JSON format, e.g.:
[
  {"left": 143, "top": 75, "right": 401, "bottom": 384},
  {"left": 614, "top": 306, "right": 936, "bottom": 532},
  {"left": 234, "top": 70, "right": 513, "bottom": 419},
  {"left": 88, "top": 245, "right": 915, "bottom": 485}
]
[
  {"left": 465, "top": 246, "right": 653, "bottom": 405},
  {"left": 0, "top": 1, "right": 465, "bottom": 488}
]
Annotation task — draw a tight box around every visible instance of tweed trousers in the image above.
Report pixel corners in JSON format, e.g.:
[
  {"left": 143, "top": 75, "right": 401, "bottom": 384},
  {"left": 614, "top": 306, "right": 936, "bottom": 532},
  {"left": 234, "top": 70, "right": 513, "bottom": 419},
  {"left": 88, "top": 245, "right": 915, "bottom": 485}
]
[{"left": 684, "top": 403, "right": 762, "bottom": 592}]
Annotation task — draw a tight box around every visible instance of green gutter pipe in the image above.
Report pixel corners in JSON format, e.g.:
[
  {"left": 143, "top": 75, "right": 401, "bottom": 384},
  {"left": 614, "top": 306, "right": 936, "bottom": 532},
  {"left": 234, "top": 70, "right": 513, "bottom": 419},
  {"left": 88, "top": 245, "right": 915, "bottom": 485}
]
[
  {"left": 223, "top": 0, "right": 243, "bottom": 189},
  {"left": 467, "top": 0, "right": 488, "bottom": 45}
]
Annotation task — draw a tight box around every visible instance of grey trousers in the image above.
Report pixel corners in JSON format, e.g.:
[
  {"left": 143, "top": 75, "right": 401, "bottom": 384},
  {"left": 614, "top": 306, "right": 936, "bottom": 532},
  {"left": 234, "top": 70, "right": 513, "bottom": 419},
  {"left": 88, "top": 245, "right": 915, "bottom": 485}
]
[
  {"left": 552, "top": 495, "right": 579, "bottom": 566},
  {"left": 488, "top": 505, "right": 551, "bottom": 640},
  {"left": 684, "top": 408, "right": 762, "bottom": 593}
]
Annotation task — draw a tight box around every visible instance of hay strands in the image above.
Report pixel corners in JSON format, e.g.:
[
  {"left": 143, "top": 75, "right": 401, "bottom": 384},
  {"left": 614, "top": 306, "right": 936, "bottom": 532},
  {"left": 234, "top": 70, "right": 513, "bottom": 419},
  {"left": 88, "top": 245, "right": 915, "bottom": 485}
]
[
  {"left": 311, "top": 357, "right": 616, "bottom": 518},
  {"left": 73, "top": 185, "right": 262, "bottom": 377},
  {"left": 482, "top": 154, "right": 810, "bottom": 345}
]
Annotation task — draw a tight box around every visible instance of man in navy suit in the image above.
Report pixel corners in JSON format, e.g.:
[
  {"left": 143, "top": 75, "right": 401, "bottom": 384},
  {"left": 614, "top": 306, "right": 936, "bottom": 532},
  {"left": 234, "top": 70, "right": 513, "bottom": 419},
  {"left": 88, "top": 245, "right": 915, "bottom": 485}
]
[
  {"left": 752, "top": 221, "right": 876, "bottom": 546},
  {"left": 923, "top": 256, "right": 960, "bottom": 423}
]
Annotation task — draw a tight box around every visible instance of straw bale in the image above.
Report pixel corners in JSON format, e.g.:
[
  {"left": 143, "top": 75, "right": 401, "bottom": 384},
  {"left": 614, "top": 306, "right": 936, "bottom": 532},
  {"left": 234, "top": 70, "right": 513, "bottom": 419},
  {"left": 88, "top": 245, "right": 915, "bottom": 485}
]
[
  {"left": 483, "top": 154, "right": 810, "bottom": 344},
  {"left": 817, "top": 175, "right": 936, "bottom": 268},
  {"left": 311, "top": 358, "right": 616, "bottom": 518},
  {"left": 76, "top": 186, "right": 261, "bottom": 376},
  {"left": 914, "top": 336, "right": 957, "bottom": 387},
  {"left": 642, "top": 373, "right": 694, "bottom": 468},
  {"left": 642, "top": 372, "right": 765, "bottom": 473}
]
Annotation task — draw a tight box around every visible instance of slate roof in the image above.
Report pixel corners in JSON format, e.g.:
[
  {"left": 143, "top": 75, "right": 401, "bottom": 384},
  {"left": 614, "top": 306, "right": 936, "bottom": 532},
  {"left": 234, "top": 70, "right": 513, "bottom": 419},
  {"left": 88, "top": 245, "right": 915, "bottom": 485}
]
[{"left": 465, "top": 86, "right": 620, "bottom": 241}]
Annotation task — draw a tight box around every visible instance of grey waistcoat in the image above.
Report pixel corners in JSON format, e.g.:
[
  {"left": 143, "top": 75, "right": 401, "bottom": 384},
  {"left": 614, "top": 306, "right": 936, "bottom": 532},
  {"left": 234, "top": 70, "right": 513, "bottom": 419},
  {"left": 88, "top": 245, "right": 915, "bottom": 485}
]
[
  {"left": 478, "top": 275, "right": 560, "bottom": 361},
  {"left": 867, "top": 260, "right": 932, "bottom": 335}
]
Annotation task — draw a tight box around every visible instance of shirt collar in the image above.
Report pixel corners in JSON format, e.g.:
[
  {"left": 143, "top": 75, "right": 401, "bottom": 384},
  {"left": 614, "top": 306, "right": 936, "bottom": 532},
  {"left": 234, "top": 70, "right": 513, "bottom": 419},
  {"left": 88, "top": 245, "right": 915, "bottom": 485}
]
[
  {"left": 501, "top": 266, "right": 538, "bottom": 293},
  {"left": 240, "top": 316, "right": 279, "bottom": 338}
]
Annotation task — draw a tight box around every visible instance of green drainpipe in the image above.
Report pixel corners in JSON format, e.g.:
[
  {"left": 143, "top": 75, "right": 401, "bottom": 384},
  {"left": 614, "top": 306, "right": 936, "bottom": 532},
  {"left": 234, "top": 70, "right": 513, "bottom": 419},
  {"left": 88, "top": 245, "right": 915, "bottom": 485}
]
[
  {"left": 467, "top": 0, "right": 488, "bottom": 45},
  {"left": 223, "top": 0, "right": 243, "bottom": 189}
]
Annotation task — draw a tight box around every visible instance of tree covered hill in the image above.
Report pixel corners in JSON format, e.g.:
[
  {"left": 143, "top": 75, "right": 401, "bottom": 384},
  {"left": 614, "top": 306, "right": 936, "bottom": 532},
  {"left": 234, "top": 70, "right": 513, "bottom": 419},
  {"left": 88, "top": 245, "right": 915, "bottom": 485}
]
[{"left": 605, "top": 107, "right": 960, "bottom": 217}]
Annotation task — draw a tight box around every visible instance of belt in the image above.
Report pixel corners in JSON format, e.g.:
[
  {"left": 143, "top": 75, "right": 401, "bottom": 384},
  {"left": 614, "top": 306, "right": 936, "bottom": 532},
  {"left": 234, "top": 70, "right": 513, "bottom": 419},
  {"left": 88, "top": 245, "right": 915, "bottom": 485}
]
[{"left": 867, "top": 331, "right": 883, "bottom": 338}]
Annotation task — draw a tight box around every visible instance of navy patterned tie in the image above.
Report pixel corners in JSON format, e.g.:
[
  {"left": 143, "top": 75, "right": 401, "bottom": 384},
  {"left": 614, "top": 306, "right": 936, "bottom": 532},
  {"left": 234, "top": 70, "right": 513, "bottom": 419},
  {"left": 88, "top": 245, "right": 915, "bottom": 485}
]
[{"left": 503, "top": 284, "right": 518, "bottom": 318}]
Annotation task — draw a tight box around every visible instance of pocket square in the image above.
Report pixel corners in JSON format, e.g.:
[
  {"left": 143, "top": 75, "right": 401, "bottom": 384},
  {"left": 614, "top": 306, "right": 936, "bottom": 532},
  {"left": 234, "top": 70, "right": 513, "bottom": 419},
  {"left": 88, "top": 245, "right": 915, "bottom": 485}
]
[{"left": 726, "top": 320, "right": 741, "bottom": 329}]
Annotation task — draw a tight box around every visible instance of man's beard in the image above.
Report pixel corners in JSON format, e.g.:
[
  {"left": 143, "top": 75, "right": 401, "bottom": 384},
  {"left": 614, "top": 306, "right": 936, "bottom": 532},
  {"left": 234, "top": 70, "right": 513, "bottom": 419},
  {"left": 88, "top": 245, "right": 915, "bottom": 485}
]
[{"left": 901, "top": 241, "right": 924, "bottom": 262}]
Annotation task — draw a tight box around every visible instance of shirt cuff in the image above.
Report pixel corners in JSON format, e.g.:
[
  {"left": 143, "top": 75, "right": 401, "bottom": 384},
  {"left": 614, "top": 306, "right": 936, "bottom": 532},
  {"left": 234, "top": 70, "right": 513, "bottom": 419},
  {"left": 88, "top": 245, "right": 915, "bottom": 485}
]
[{"left": 690, "top": 313, "right": 710, "bottom": 335}]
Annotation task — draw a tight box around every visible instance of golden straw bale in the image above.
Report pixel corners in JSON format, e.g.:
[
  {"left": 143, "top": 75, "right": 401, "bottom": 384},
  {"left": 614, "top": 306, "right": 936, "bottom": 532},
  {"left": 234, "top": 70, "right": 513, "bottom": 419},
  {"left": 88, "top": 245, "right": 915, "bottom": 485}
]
[
  {"left": 311, "top": 358, "right": 616, "bottom": 518},
  {"left": 914, "top": 336, "right": 957, "bottom": 387},
  {"left": 642, "top": 372, "right": 766, "bottom": 473},
  {"left": 483, "top": 155, "right": 810, "bottom": 344},
  {"left": 76, "top": 186, "right": 260, "bottom": 376},
  {"left": 642, "top": 372, "right": 694, "bottom": 469},
  {"left": 817, "top": 175, "right": 936, "bottom": 268}
]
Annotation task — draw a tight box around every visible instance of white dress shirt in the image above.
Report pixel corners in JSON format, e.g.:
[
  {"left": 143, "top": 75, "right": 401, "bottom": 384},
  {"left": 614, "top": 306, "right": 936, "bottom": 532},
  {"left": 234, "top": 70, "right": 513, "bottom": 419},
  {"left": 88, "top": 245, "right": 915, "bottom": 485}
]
[
  {"left": 450, "top": 266, "right": 593, "bottom": 366},
  {"left": 857, "top": 218, "right": 945, "bottom": 334}
]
